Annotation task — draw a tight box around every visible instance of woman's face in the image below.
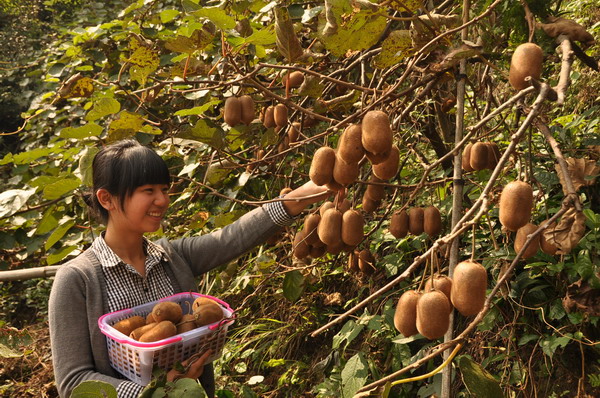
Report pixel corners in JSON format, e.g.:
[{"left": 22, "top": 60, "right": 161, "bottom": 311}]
[{"left": 108, "top": 184, "right": 170, "bottom": 234}]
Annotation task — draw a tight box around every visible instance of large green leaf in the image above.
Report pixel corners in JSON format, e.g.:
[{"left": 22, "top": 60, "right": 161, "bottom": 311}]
[
  {"left": 107, "top": 111, "right": 144, "bottom": 142},
  {"left": 45, "top": 219, "right": 76, "bottom": 250},
  {"left": 283, "top": 270, "right": 305, "bottom": 302},
  {"left": 85, "top": 97, "right": 121, "bottom": 122},
  {"left": 0, "top": 188, "right": 36, "bottom": 218},
  {"left": 59, "top": 122, "right": 103, "bottom": 139},
  {"left": 47, "top": 246, "right": 78, "bottom": 265},
  {"left": 194, "top": 7, "right": 236, "bottom": 30},
  {"left": 458, "top": 356, "right": 504, "bottom": 398},
  {"left": 341, "top": 352, "right": 368, "bottom": 398},
  {"left": 70, "top": 380, "right": 117, "bottom": 398},
  {"left": 372, "top": 30, "right": 413, "bottom": 69},
  {"left": 42, "top": 178, "right": 81, "bottom": 200}
]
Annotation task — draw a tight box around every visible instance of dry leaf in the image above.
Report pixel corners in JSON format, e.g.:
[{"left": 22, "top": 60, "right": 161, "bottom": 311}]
[
  {"left": 555, "top": 157, "right": 600, "bottom": 194},
  {"left": 275, "top": 8, "right": 304, "bottom": 62},
  {"left": 562, "top": 279, "right": 600, "bottom": 317},
  {"left": 544, "top": 207, "right": 586, "bottom": 254},
  {"left": 323, "top": 292, "right": 343, "bottom": 306},
  {"left": 538, "top": 16, "right": 595, "bottom": 48}
]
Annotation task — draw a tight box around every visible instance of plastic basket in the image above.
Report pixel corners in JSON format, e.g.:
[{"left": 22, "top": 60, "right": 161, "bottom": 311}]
[{"left": 98, "top": 292, "right": 235, "bottom": 385}]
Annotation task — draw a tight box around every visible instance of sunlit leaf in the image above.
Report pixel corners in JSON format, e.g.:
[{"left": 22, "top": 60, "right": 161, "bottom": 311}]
[
  {"left": 85, "top": 97, "right": 121, "bottom": 122},
  {"left": 160, "top": 9, "right": 179, "bottom": 24},
  {"left": 372, "top": 30, "right": 413, "bottom": 69},
  {"left": 458, "top": 356, "right": 504, "bottom": 398},
  {"left": 42, "top": 178, "right": 81, "bottom": 200},
  {"left": 165, "top": 27, "right": 214, "bottom": 53},
  {"left": 174, "top": 100, "right": 221, "bottom": 116},
  {"left": 70, "top": 380, "right": 117, "bottom": 398},
  {"left": 0, "top": 188, "right": 36, "bottom": 218},
  {"left": 59, "top": 123, "right": 103, "bottom": 139},
  {"left": 108, "top": 111, "right": 145, "bottom": 142},
  {"left": 45, "top": 219, "right": 76, "bottom": 250},
  {"left": 341, "top": 352, "right": 368, "bottom": 398},
  {"left": 128, "top": 40, "right": 160, "bottom": 85},
  {"left": 194, "top": 7, "right": 236, "bottom": 30}
]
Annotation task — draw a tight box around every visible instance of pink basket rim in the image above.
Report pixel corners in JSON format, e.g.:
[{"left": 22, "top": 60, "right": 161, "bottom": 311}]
[{"left": 97, "top": 292, "right": 235, "bottom": 348}]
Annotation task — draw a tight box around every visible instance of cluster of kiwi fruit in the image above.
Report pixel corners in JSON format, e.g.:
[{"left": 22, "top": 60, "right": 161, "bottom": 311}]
[
  {"left": 111, "top": 297, "right": 224, "bottom": 343},
  {"left": 293, "top": 199, "right": 364, "bottom": 259},
  {"left": 346, "top": 248, "right": 377, "bottom": 276},
  {"left": 393, "top": 260, "right": 488, "bottom": 340},
  {"left": 223, "top": 95, "right": 256, "bottom": 127},
  {"left": 389, "top": 206, "right": 442, "bottom": 238},
  {"left": 462, "top": 141, "right": 501, "bottom": 172},
  {"left": 261, "top": 104, "right": 289, "bottom": 129}
]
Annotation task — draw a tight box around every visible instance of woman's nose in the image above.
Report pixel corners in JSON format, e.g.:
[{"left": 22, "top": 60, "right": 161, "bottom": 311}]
[{"left": 155, "top": 191, "right": 170, "bottom": 206}]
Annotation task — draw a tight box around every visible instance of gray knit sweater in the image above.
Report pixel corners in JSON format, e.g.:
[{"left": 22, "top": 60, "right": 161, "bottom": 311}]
[{"left": 49, "top": 206, "right": 283, "bottom": 398}]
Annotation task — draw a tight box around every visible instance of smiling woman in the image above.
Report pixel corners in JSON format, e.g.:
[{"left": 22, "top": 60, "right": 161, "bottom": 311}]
[{"left": 47, "top": 139, "right": 332, "bottom": 398}]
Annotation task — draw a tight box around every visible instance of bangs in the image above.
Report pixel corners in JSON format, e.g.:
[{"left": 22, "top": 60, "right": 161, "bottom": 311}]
[{"left": 115, "top": 145, "right": 171, "bottom": 197}]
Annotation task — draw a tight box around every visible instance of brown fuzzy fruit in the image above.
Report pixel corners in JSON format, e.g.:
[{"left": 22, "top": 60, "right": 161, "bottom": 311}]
[
  {"left": 358, "top": 249, "right": 376, "bottom": 275},
  {"left": 293, "top": 230, "right": 310, "bottom": 259},
  {"left": 287, "top": 71, "right": 305, "bottom": 88},
  {"left": 130, "top": 322, "right": 157, "bottom": 341},
  {"left": 451, "top": 260, "right": 487, "bottom": 316},
  {"left": 239, "top": 95, "right": 255, "bottom": 125},
  {"left": 408, "top": 207, "right": 425, "bottom": 235},
  {"left": 337, "top": 124, "right": 365, "bottom": 164},
  {"left": 139, "top": 320, "right": 177, "bottom": 342},
  {"left": 318, "top": 208, "right": 343, "bottom": 247},
  {"left": 365, "top": 177, "right": 385, "bottom": 201},
  {"left": 333, "top": 154, "right": 360, "bottom": 186},
  {"left": 514, "top": 223, "right": 540, "bottom": 259},
  {"left": 393, "top": 290, "right": 421, "bottom": 337},
  {"left": 423, "top": 206, "right": 442, "bottom": 237},
  {"left": 113, "top": 316, "right": 146, "bottom": 336},
  {"left": 288, "top": 122, "right": 301, "bottom": 143},
  {"left": 424, "top": 275, "right": 453, "bottom": 302},
  {"left": 362, "top": 195, "right": 380, "bottom": 213},
  {"left": 274, "top": 104, "right": 288, "bottom": 127},
  {"left": 319, "top": 201, "right": 335, "bottom": 217},
  {"left": 347, "top": 250, "right": 360, "bottom": 273},
  {"left": 365, "top": 149, "right": 391, "bottom": 165},
  {"left": 469, "top": 142, "right": 489, "bottom": 171},
  {"left": 152, "top": 301, "right": 183, "bottom": 323},
  {"left": 176, "top": 314, "right": 197, "bottom": 334},
  {"left": 193, "top": 301, "right": 224, "bottom": 327},
  {"left": 326, "top": 239, "right": 344, "bottom": 255},
  {"left": 280, "top": 187, "right": 293, "bottom": 196},
  {"left": 499, "top": 181, "right": 533, "bottom": 231},
  {"left": 361, "top": 111, "right": 393, "bottom": 155},
  {"left": 263, "top": 105, "right": 276, "bottom": 128},
  {"left": 303, "top": 213, "right": 322, "bottom": 246},
  {"left": 416, "top": 290, "right": 451, "bottom": 340},
  {"left": 338, "top": 199, "right": 352, "bottom": 214},
  {"left": 486, "top": 142, "right": 501, "bottom": 170},
  {"left": 341, "top": 209, "right": 364, "bottom": 246},
  {"left": 390, "top": 209, "right": 409, "bottom": 239},
  {"left": 373, "top": 145, "right": 400, "bottom": 180},
  {"left": 309, "top": 245, "right": 327, "bottom": 258},
  {"left": 462, "top": 143, "right": 474, "bottom": 172},
  {"left": 224, "top": 97, "right": 242, "bottom": 127},
  {"left": 509, "top": 43, "right": 544, "bottom": 91},
  {"left": 146, "top": 312, "right": 155, "bottom": 324},
  {"left": 192, "top": 297, "right": 218, "bottom": 313},
  {"left": 309, "top": 146, "right": 336, "bottom": 186}
]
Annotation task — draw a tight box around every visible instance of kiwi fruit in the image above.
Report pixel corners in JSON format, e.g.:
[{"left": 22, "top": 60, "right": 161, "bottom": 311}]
[
  {"left": 393, "top": 290, "right": 421, "bottom": 337},
  {"left": 280, "top": 187, "right": 293, "bottom": 196},
  {"left": 365, "top": 178, "right": 386, "bottom": 201},
  {"left": 176, "top": 314, "right": 197, "bottom": 334},
  {"left": 333, "top": 154, "right": 360, "bottom": 186},
  {"left": 288, "top": 122, "right": 301, "bottom": 143},
  {"left": 358, "top": 249, "right": 376, "bottom": 275},
  {"left": 499, "top": 181, "right": 533, "bottom": 231},
  {"left": 365, "top": 149, "right": 391, "bottom": 165},
  {"left": 139, "top": 320, "right": 177, "bottom": 342},
  {"left": 263, "top": 105, "right": 276, "bottom": 128},
  {"left": 192, "top": 296, "right": 218, "bottom": 313},
  {"left": 293, "top": 230, "right": 310, "bottom": 259},
  {"left": 319, "top": 201, "right": 335, "bottom": 217},
  {"left": 486, "top": 142, "right": 501, "bottom": 170},
  {"left": 309, "top": 245, "right": 327, "bottom": 258},
  {"left": 361, "top": 110, "right": 393, "bottom": 156},
  {"left": 509, "top": 43, "right": 544, "bottom": 91},
  {"left": 462, "top": 142, "right": 474, "bottom": 172},
  {"left": 309, "top": 146, "right": 336, "bottom": 186},
  {"left": 423, "top": 206, "right": 442, "bottom": 237},
  {"left": 223, "top": 97, "right": 242, "bottom": 127},
  {"left": 152, "top": 301, "right": 183, "bottom": 323},
  {"left": 287, "top": 71, "right": 305, "bottom": 88},
  {"left": 326, "top": 179, "right": 344, "bottom": 192},
  {"left": 130, "top": 322, "right": 157, "bottom": 341},
  {"left": 450, "top": 260, "right": 487, "bottom": 316},
  {"left": 372, "top": 145, "right": 400, "bottom": 180},
  {"left": 416, "top": 290, "right": 451, "bottom": 340},
  {"left": 318, "top": 208, "right": 343, "bottom": 247},
  {"left": 303, "top": 213, "right": 322, "bottom": 246},
  {"left": 514, "top": 223, "right": 540, "bottom": 259},
  {"left": 424, "top": 275, "right": 452, "bottom": 302},
  {"left": 112, "top": 315, "right": 146, "bottom": 336},
  {"left": 327, "top": 240, "right": 345, "bottom": 255},
  {"left": 338, "top": 199, "right": 352, "bottom": 214},
  {"left": 347, "top": 250, "right": 360, "bottom": 273},
  {"left": 408, "top": 207, "right": 425, "bottom": 235},
  {"left": 239, "top": 95, "right": 255, "bottom": 125},
  {"left": 341, "top": 209, "right": 364, "bottom": 246},
  {"left": 390, "top": 209, "right": 409, "bottom": 238},
  {"left": 362, "top": 194, "right": 380, "bottom": 213},
  {"left": 274, "top": 104, "right": 288, "bottom": 127},
  {"left": 193, "top": 301, "right": 224, "bottom": 327},
  {"left": 469, "top": 142, "right": 489, "bottom": 171},
  {"left": 146, "top": 312, "right": 155, "bottom": 324},
  {"left": 337, "top": 124, "right": 364, "bottom": 164}
]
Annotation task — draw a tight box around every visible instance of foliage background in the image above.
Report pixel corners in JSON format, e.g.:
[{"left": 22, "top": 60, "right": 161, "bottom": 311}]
[{"left": 1, "top": 0, "right": 600, "bottom": 397}]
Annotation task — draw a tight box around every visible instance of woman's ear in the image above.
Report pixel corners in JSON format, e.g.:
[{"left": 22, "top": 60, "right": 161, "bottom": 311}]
[{"left": 96, "top": 189, "right": 115, "bottom": 211}]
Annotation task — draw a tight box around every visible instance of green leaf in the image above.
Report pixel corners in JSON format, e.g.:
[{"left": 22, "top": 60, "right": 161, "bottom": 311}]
[
  {"left": 0, "top": 328, "right": 32, "bottom": 358},
  {"left": 160, "top": 9, "right": 180, "bottom": 24},
  {"left": 0, "top": 146, "right": 58, "bottom": 165},
  {"left": 458, "top": 356, "right": 504, "bottom": 398},
  {"left": 178, "top": 119, "right": 224, "bottom": 149},
  {"left": 47, "top": 246, "right": 78, "bottom": 265},
  {"left": 372, "top": 30, "right": 413, "bottom": 69},
  {"left": 59, "top": 123, "right": 103, "bottom": 139},
  {"left": 78, "top": 146, "right": 99, "bottom": 187},
  {"left": 36, "top": 207, "right": 59, "bottom": 235},
  {"left": 165, "top": 27, "right": 214, "bottom": 53},
  {"left": 0, "top": 188, "right": 36, "bottom": 218},
  {"left": 70, "top": 380, "right": 117, "bottom": 398},
  {"left": 42, "top": 178, "right": 81, "bottom": 200},
  {"left": 244, "top": 26, "right": 276, "bottom": 46},
  {"left": 107, "top": 111, "right": 145, "bottom": 142},
  {"left": 332, "top": 320, "right": 365, "bottom": 350},
  {"left": 174, "top": 99, "right": 221, "bottom": 116},
  {"left": 128, "top": 39, "right": 160, "bottom": 85},
  {"left": 85, "top": 97, "right": 121, "bottom": 122},
  {"left": 341, "top": 353, "right": 368, "bottom": 398},
  {"left": 45, "top": 219, "right": 76, "bottom": 250},
  {"left": 282, "top": 270, "right": 305, "bottom": 302},
  {"left": 194, "top": 7, "right": 236, "bottom": 30}
]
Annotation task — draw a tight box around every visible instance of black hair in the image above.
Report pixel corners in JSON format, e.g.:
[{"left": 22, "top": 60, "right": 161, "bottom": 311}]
[{"left": 88, "top": 139, "right": 171, "bottom": 224}]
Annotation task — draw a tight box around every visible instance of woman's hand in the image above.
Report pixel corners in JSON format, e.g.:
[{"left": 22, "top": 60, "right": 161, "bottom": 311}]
[
  {"left": 167, "top": 349, "right": 212, "bottom": 382},
  {"left": 281, "top": 180, "right": 339, "bottom": 216}
]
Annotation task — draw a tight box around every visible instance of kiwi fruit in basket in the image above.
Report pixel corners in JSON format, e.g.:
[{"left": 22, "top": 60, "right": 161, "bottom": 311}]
[
  {"left": 341, "top": 209, "right": 364, "bottom": 246},
  {"left": 113, "top": 315, "right": 146, "bottom": 336},
  {"left": 193, "top": 300, "right": 225, "bottom": 327},
  {"left": 509, "top": 43, "right": 544, "bottom": 91},
  {"left": 372, "top": 144, "right": 399, "bottom": 180},
  {"left": 450, "top": 260, "right": 487, "bottom": 316},
  {"left": 514, "top": 222, "right": 540, "bottom": 259},
  {"left": 499, "top": 181, "right": 533, "bottom": 231},
  {"left": 130, "top": 322, "right": 157, "bottom": 341},
  {"left": 393, "top": 290, "right": 421, "bottom": 337},
  {"left": 309, "top": 146, "right": 336, "bottom": 186},
  {"left": 361, "top": 110, "right": 393, "bottom": 157},
  {"left": 192, "top": 296, "right": 218, "bottom": 313},
  {"left": 176, "top": 314, "right": 197, "bottom": 334},
  {"left": 390, "top": 209, "right": 409, "bottom": 239},
  {"left": 408, "top": 207, "right": 425, "bottom": 235},
  {"left": 337, "top": 124, "right": 364, "bottom": 164},
  {"left": 152, "top": 301, "right": 183, "bottom": 323},
  {"left": 223, "top": 97, "right": 242, "bottom": 127},
  {"left": 139, "top": 320, "right": 177, "bottom": 342},
  {"left": 239, "top": 95, "right": 255, "bottom": 125},
  {"left": 416, "top": 290, "right": 451, "bottom": 340},
  {"left": 318, "top": 208, "right": 343, "bottom": 247}
]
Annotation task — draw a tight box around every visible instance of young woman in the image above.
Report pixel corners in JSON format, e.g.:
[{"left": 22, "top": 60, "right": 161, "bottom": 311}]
[{"left": 48, "top": 139, "right": 331, "bottom": 398}]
